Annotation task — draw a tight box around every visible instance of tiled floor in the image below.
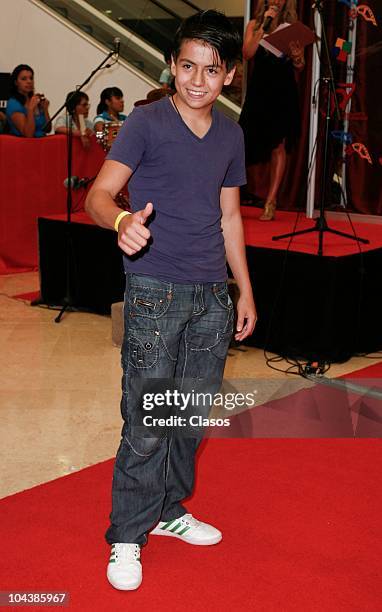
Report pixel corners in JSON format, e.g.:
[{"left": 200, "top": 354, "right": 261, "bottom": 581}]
[{"left": 1, "top": 271, "right": 381, "bottom": 499}]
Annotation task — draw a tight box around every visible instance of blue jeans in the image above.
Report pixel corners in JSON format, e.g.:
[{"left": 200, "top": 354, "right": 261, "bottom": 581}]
[{"left": 105, "top": 273, "right": 234, "bottom": 545}]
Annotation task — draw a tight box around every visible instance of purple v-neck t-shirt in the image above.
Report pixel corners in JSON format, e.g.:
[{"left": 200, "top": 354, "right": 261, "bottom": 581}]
[{"left": 107, "top": 96, "right": 246, "bottom": 283}]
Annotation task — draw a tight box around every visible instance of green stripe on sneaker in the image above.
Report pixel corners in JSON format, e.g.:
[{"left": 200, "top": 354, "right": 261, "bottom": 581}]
[
  {"left": 169, "top": 522, "right": 182, "bottom": 532},
  {"left": 177, "top": 526, "right": 190, "bottom": 535},
  {"left": 161, "top": 520, "right": 177, "bottom": 530}
]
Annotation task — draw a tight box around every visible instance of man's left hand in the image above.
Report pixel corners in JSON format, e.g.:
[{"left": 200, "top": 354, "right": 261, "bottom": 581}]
[{"left": 235, "top": 294, "right": 257, "bottom": 341}]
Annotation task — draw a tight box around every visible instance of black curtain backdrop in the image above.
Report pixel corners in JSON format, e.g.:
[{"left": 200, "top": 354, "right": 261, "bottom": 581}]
[{"left": 246, "top": 0, "right": 382, "bottom": 215}]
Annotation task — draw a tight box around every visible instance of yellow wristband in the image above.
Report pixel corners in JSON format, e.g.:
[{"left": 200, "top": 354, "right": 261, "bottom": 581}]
[{"left": 114, "top": 210, "right": 131, "bottom": 232}]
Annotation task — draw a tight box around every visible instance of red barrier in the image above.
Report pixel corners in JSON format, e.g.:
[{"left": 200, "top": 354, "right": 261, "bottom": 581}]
[{"left": 0, "top": 134, "right": 105, "bottom": 273}]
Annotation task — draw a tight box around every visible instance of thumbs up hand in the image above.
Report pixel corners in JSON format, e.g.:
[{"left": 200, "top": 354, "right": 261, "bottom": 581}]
[
  {"left": 118, "top": 202, "right": 153, "bottom": 256},
  {"left": 136, "top": 202, "right": 153, "bottom": 225}
]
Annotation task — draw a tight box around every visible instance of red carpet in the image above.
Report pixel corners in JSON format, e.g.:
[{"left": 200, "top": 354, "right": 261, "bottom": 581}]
[
  {"left": 343, "top": 360, "right": 382, "bottom": 379},
  {"left": 209, "top": 360, "right": 382, "bottom": 440},
  {"left": 12, "top": 290, "right": 40, "bottom": 303},
  {"left": 1, "top": 438, "right": 382, "bottom": 611},
  {"left": 241, "top": 207, "right": 382, "bottom": 256}
]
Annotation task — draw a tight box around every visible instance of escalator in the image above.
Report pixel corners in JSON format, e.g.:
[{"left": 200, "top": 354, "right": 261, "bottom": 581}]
[{"left": 38, "top": 0, "right": 243, "bottom": 118}]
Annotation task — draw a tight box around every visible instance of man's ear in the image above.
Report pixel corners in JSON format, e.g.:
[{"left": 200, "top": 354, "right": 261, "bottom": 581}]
[{"left": 223, "top": 66, "right": 236, "bottom": 87}]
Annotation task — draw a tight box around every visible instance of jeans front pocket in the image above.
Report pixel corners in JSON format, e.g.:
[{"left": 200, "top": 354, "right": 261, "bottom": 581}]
[
  {"left": 129, "top": 287, "right": 172, "bottom": 320},
  {"left": 212, "top": 282, "right": 233, "bottom": 312}
]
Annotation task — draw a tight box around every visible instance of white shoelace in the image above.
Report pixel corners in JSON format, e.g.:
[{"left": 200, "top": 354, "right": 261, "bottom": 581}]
[
  {"left": 180, "top": 514, "right": 200, "bottom": 529},
  {"left": 113, "top": 544, "right": 140, "bottom": 563}
]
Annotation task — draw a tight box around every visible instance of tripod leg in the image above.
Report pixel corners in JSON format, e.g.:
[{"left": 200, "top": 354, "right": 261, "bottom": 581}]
[
  {"left": 325, "top": 227, "right": 369, "bottom": 244},
  {"left": 272, "top": 227, "right": 318, "bottom": 241},
  {"left": 55, "top": 301, "right": 69, "bottom": 323}
]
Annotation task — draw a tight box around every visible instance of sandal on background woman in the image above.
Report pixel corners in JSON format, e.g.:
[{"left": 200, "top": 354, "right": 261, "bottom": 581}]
[{"left": 259, "top": 200, "right": 276, "bottom": 221}]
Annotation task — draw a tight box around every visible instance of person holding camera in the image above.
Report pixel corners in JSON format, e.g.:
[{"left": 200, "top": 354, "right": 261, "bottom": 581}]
[
  {"left": 54, "top": 90, "right": 94, "bottom": 150},
  {"left": 6, "top": 64, "right": 50, "bottom": 137}
]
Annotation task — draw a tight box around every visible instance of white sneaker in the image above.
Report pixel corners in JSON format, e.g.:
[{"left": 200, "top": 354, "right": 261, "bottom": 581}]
[
  {"left": 150, "top": 513, "right": 222, "bottom": 545},
  {"left": 107, "top": 543, "right": 142, "bottom": 590}
]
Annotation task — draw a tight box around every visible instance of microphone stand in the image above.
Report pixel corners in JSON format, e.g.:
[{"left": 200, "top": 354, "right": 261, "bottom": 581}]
[
  {"left": 54, "top": 112, "right": 75, "bottom": 322},
  {"left": 43, "top": 46, "right": 118, "bottom": 133},
  {"left": 271, "top": 0, "right": 368, "bottom": 255},
  {"left": 51, "top": 46, "right": 118, "bottom": 323}
]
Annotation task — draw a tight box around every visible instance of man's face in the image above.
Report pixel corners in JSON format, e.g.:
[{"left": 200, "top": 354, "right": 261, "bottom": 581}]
[{"left": 171, "top": 39, "right": 236, "bottom": 112}]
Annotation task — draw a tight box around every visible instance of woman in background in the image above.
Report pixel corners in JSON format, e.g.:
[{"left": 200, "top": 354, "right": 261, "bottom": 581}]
[
  {"left": 239, "top": 0, "right": 305, "bottom": 220},
  {"left": 54, "top": 90, "right": 93, "bottom": 150},
  {"left": 93, "top": 87, "right": 127, "bottom": 133},
  {"left": 6, "top": 64, "right": 50, "bottom": 137}
]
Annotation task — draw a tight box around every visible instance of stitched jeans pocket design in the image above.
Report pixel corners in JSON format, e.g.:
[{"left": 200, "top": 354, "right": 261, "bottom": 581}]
[{"left": 128, "top": 331, "right": 160, "bottom": 369}]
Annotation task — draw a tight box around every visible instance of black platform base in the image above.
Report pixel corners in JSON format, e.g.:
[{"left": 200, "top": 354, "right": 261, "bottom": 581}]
[
  {"left": 38, "top": 217, "right": 382, "bottom": 361},
  {"left": 38, "top": 217, "right": 125, "bottom": 315},
  {"left": 246, "top": 245, "right": 382, "bottom": 362}
]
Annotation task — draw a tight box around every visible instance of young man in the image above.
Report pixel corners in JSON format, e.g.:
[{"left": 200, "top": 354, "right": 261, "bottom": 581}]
[{"left": 85, "top": 10, "right": 257, "bottom": 591}]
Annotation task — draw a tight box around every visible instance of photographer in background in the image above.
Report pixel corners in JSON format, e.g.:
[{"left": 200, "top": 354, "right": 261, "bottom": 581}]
[{"left": 6, "top": 64, "right": 50, "bottom": 137}]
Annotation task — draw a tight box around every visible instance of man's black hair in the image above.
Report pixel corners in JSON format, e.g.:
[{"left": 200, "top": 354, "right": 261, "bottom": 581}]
[
  {"left": 163, "top": 45, "right": 172, "bottom": 64},
  {"left": 172, "top": 10, "right": 241, "bottom": 71}
]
